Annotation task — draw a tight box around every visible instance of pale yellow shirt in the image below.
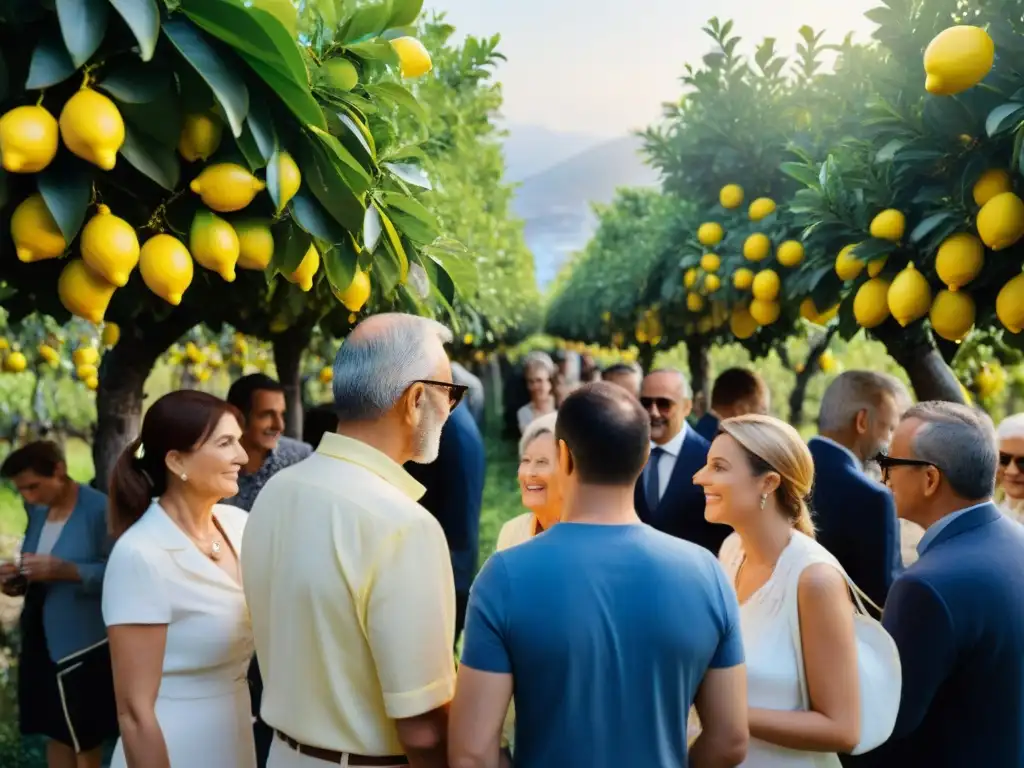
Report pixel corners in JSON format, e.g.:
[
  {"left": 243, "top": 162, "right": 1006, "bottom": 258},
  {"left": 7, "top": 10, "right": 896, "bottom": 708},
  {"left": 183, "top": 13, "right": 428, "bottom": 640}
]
[{"left": 241, "top": 433, "right": 456, "bottom": 755}]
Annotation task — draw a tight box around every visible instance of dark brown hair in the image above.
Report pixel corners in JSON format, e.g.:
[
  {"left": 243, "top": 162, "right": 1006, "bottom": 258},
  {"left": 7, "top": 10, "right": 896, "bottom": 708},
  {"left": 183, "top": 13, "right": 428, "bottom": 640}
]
[
  {"left": 108, "top": 390, "right": 242, "bottom": 538},
  {"left": 1, "top": 441, "right": 66, "bottom": 478},
  {"left": 711, "top": 368, "right": 768, "bottom": 412}
]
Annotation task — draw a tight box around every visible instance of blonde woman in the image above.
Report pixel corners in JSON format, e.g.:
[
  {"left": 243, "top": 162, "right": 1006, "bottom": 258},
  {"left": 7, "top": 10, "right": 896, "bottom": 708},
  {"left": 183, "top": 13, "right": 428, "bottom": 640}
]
[
  {"left": 497, "top": 412, "right": 563, "bottom": 550},
  {"left": 996, "top": 414, "right": 1024, "bottom": 523},
  {"left": 516, "top": 352, "right": 557, "bottom": 435},
  {"left": 693, "top": 414, "right": 860, "bottom": 766}
]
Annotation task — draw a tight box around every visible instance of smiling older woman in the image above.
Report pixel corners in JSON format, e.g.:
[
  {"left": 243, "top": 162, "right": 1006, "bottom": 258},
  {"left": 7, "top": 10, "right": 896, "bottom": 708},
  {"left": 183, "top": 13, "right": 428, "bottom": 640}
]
[
  {"left": 996, "top": 413, "right": 1024, "bottom": 523},
  {"left": 497, "top": 413, "right": 563, "bottom": 551}
]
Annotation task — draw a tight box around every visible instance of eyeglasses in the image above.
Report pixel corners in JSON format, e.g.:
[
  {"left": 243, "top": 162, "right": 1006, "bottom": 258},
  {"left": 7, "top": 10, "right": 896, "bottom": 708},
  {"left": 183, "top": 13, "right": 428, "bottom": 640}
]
[
  {"left": 873, "top": 453, "right": 939, "bottom": 483},
  {"left": 1000, "top": 452, "right": 1024, "bottom": 472},
  {"left": 640, "top": 396, "right": 676, "bottom": 413},
  {"left": 413, "top": 380, "right": 468, "bottom": 411}
]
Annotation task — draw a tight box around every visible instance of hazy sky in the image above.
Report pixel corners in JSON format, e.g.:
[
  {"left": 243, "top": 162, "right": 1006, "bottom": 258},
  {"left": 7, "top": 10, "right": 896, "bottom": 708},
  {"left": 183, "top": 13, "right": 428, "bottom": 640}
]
[{"left": 426, "top": 0, "right": 879, "bottom": 137}]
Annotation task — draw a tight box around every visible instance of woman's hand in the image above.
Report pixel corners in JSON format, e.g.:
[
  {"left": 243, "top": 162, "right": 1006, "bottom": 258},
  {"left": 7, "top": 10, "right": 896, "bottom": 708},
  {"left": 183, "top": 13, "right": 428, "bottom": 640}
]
[{"left": 20, "top": 554, "right": 78, "bottom": 582}]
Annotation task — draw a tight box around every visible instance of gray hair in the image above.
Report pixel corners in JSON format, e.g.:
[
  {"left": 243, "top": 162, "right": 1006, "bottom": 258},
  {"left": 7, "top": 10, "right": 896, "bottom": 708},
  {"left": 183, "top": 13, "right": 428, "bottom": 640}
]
[
  {"left": 646, "top": 368, "right": 693, "bottom": 399},
  {"left": 997, "top": 413, "right": 1024, "bottom": 442},
  {"left": 523, "top": 350, "right": 556, "bottom": 378},
  {"left": 905, "top": 400, "right": 997, "bottom": 500},
  {"left": 332, "top": 314, "right": 453, "bottom": 421},
  {"left": 818, "top": 370, "right": 910, "bottom": 432},
  {"left": 519, "top": 412, "right": 559, "bottom": 457}
]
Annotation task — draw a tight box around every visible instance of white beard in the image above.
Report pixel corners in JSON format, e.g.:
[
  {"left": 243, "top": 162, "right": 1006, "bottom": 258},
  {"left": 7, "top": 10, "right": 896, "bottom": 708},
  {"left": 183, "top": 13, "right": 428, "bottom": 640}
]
[{"left": 410, "top": 403, "right": 445, "bottom": 464}]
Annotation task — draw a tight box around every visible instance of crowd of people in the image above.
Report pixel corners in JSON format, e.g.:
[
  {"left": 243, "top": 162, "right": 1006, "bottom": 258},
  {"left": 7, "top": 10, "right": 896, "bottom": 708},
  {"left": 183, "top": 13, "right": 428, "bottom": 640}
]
[{"left": 2, "top": 312, "right": 1024, "bottom": 768}]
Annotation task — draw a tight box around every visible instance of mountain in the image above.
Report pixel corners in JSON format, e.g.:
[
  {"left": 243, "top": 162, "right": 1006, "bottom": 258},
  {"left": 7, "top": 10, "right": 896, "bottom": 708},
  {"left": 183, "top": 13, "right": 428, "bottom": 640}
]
[
  {"left": 511, "top": 134, "right": 660, "bottom": 287},
  {"left": 500, "top": 122, "right": 606, "bottom": 182}
]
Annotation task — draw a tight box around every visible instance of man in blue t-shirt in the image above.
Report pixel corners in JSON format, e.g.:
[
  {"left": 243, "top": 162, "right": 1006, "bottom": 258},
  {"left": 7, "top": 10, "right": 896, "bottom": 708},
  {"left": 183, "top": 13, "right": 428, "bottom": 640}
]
[{"left": 450, "top": 382, "right": 749, "bottom": 767}]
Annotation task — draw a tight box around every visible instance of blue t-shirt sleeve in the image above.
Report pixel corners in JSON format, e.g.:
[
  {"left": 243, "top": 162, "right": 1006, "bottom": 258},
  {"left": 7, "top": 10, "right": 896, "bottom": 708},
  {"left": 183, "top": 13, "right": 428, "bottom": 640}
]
[
  {"left": 460, "top": 553, "right": 513, "bottom": 674},
  {"left": 709, "top": 559, "right": 745, "bottom": 669}
]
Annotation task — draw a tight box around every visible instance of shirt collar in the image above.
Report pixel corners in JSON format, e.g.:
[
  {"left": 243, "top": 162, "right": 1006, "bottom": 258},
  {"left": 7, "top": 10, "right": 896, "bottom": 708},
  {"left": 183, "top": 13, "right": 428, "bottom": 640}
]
[
  {"left": 653, "top": 421, "right": 688, "bottom": 458},
  {"left": 809, "top": 435, "right": 864, "bottom": 470},
  {"left": 317, "top": 433, "right": 426, "bottom": 501},
  {"left": 917, "top": 501, "right": 990, "bottom": 556}
]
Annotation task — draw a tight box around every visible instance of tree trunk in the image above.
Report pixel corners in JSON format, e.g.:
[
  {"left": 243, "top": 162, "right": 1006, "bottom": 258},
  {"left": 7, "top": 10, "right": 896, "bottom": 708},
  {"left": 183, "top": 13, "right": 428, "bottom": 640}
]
[
  {"left": 272, "top": 326, "right": 312, "bottom": 439},
  {"left": 872, "top": 322, "right": 965, "bottom": 404},
  {"left": 638, "top": 344, "right": 656, "bottom": 374},
  {"left": 789, "top": 327, "right": 838, "bottom": 429},
  {"left": 687, "top": 338, "right": 711, "bottom": 416}
]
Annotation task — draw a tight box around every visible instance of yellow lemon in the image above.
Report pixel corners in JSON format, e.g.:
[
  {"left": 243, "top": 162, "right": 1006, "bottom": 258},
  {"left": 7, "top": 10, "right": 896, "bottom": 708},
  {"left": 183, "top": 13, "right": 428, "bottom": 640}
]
[
  {"left": 700, "top": 253, "right": 721, "bottom": 272},
  {"left": 976, "top": 364, "right": 1006, "bottom": 399},
  {"left": 464, "top": 333, "right": 475, "bottom": 345},
  {"left": 697, "top": 222, "right": 724, "bottom": 247},
  {"left": 719, "top": 184, "right": 744, "bottom": 209},
  {"left": 703, "top": 273, "right": 721, "bottom": 293},
  {"left": 800, "top": 298, "right": 839, "bottom": 325},
  {"left": 887, "top": 263, "right": 932, "bottom": 327},
  {"left": 190, "top": 163, "right": 266, "bottom": 213},
  {"left": 0, "top": 338, "right": 8, "bottom": 351},
  {"left": 76, "top": 363, "right": 98, "bottom": 381},
  {"left": 348, "top": 312, "right": 358, "bottom": 324},
  {"left": 733, "top": 268, "right": 754, "bottom": 290},
  {"left": 684, "top": 268, "right": 698, "bottom": 288},
  {"left": 59, "top": 88, "right": 125, "bottom": 170},
  {"left": 776, "top": 240, "right": 804, "bottom": 268},
  {"left": 38, "top": 344, "right": 60, "bottom": 366},
  {"left": 72, "top": 346, "right": 99, "bottom": 367},
  {"left": 140, "top": 234, "right": 195, "bottom": 306},
  {"left": 996, "top": 273, "right": 1024, "bottom": 333},
  {"left": 977, "top": 191, "right": 1024, "bottom": 250},
  {"left": 935, "top": 233, "right": 984, "bottom": 290},
  {"left": 273, "top": 151, "right": 301, "bottom": 212},
  {"left": 287, "top": 244, "right": 320, "bottom": 292},
  {"left": 853, "top": 278, "right": 891, "bottom": 328},
  {"left": 867, "top": 257, "right": 888, "bottom": 278},
  {"left": 0, "top": 105, "right": 58, "bottom": 173},
  {"left": 234, "top": 220, "right": 274, "bottom": 270},
  {"left": 185, "top": 341, "right": 204, "bottom": 363},
  {"left": 101, "top": 323, "right": 120, "bottom": 348},
  {"left": 390, "top": 37, "right": 433, "bottom": 78},
  {"left": 11, "top": 194, "right": 65, "bottom": 262},
  {"left": 178, "top": 113, "right": 223, "bottom": 162},
  {"left": 748, "top": 197, "right": 776, "bottom": 222},
  {"left": 84, "top": 375, "right": 99, "bottom": 391},
  {"left": 749, "top": 298, "right": 780, "bottom": 325},
  {"left": 834, "top": 244, "right": 863, "bottom": 281},
  {"left": 730, "top": 305, "right": 758, "bottom": 339},
  {"left": 924, "top": 25, "right": 995, "bottom": 96},
  {"left": 973, "top": 169, "right": 1012, "bottom": 207},
  {"left": 870, "top": 209, "right": 906, "bottom": 242},
  {"left": 4, "top": 351, "right": 27, "bottom": 373},
  {"left": 58, "top": 259, "right": 116, "bottom": 324},
  {"left": 322, "top": 58, "right": 359, "bottom": 91},
  {"left": 686, "top": 292, "right": 705, "bottom": 312},
  {"left": 319, "top": 366, "right": 333, "bottom": 384},
  {"left": 752, "top": 269, "right": 781, "bottom": 302},
  {"left": 189, "top": 211, "right": 240, "bottom": 282},
  {"left": 929, "top": 289, "right": 975, "bottom": 342},
  {"left": 743, "top": 233, "right": 771, "bottom": 262},
  {"left": 80, "top": 204, "right": 140, "bottom": 286},
  {"left": 334, "top": 269, "right": 371, "bottom": 311},
  {"left": 818, "top": 349, "right": 836, "bottom": 374}
]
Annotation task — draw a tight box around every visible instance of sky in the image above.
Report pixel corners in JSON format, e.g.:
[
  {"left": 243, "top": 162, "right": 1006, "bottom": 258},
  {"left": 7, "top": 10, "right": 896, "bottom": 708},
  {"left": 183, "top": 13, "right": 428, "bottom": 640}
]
[{"left": 425, "top": 0, "right": 880, "bottom": 138}]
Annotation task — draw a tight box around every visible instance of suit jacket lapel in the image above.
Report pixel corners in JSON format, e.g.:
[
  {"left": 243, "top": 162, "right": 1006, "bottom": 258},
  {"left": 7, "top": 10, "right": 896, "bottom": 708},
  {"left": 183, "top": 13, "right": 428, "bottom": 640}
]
[{"left": 921, "top": 502, "right": 1001, "bottom": 556}]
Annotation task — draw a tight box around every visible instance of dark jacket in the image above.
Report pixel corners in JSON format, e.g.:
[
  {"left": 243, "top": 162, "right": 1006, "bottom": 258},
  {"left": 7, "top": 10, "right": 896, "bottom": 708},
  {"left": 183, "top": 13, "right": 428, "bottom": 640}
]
[{"left": 694, "top": 412, "right": 719, "bottom": 442}]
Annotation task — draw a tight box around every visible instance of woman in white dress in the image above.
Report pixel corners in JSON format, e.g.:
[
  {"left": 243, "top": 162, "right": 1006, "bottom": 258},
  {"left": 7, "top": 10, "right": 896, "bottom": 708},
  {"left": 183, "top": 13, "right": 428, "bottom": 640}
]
[
  {"left": 515, "top": 351, "right": 557, "bottom": 434},
  {"left": 693, "top": 414, "right": 860, "bottom": 766},
  {"left": 102, "top": 390, "right": 255, "bottom": 768}
]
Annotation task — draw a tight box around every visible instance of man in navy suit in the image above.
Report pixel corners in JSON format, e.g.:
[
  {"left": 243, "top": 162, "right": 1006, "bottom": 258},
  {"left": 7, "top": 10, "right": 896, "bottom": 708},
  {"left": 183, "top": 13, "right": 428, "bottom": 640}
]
[
  {"left": 809, "top": 371, "right": 908, "bottom": 614},
  {"left": 634, "top": 369, "right": 731, "bottom": 554},
  {"left": 864, "top": 402, "right": 1024, "bottom": 766},
  {"left": 694, "top": 368, "right": 770, "bottom": 442}
]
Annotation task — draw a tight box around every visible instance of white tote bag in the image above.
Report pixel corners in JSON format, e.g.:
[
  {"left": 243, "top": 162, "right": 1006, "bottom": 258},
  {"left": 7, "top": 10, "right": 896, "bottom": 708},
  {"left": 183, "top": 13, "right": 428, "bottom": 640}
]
[{"left": 788, "top": 562, "right": 902, "bottom": 755}]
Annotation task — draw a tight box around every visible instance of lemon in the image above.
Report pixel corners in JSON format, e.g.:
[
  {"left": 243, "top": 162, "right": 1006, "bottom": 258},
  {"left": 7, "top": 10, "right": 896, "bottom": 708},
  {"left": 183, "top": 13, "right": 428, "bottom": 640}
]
[
  {"left": 72, "top": 346, "right": 99, "bottom": 367},
  {"left": 686, "top": 292, "right": 705, "bottom": 312},
  {"left": 976, "top": 364, "right": 1006, "bottom": 399},
  {"left": 322, "top": 58, "right": 359, "bottom": 91},
  {"left": 743, "top": 233, "right": 771, "bottom": 262},
  {"left": 834, "top": 244, "right": 863, "bottom": 281},
  {"left": 11, "top": 194, "right": 66, "bottom": 262},
  {"left": 84, "top": 375, "right": 99, "bottom": 391},
  {"left": 319, "top": 365, "right": 333, "bottom": 384},
  {"left": 733, "top": 268, "right": 754, "bottom": 290},
  {"left": 749, "top": 298, "right": 780, "bottom": 325},
  {"left": 80, "top": 204, "right": 140, "bottom": 287},
  {"left": 924, "top": 25, "right": 995, "bottom": 96},
  {"left": 935, "top": 233, "right": 984, "bottom": 290},
  {"left": 776, "top": 240, "right": 804, "bottom": 268},
  {"left": 703, "top": 274, "right": 721, "bottom": 293},
  {"left": 696, "top": 316, "right": 714, "bottom": 334},
  {"left": 700, "top": 253, "right": 720, "bottom": 272},
  {"left": 711, "top": 301, "right": 729, "bottom": 328},
  {"left": 58, "top": 259, "right": 116, "bottom": 325},
  {"left": 853, "top": 278, "right": 891, "bottom": 328},
  {"left": 867, "top": 257, "right": 888, "bottom": 278},
  {"left": 4, "top": 351, "right": 27, "bottom": 373},
  {"left": 101, "top": 323, "right": 120, "bottom": 348},
  {"left": 348, "top": 312, "right": 358, "bottom": 324},
  {"left": 870, "top": 209, "right": 906, "bottom": 242},
  {"left": 720, "top": 184, "right": 744, "bottom": 209},
  {"left": 274, "top": 151, "right": 301, "bottom": 212},
  {"left": 190, "top": 163, "right": 266, "bottom": 213},
  {"left": 752, "top": 269, "right": 781, "bottom": 302},
  {"left": 977, "top": 191, "right": 1024, "bottom": 251},
  {"left": 140, "top": 234, "right": 195, "bottom": 306},
  {"left": 684, "top": 268, "right": 698, "bottom": 288},
  {"left": 748, "top": 197, "right": 776, "bottom": 221},
  {"left": 76, "top": 363, "right": 98, "bottom": 381},
  {"left": 800, "top": 298, "right": 839, "bottom": 325},
  {"left": 973, "top": 169, "right": 1012, "bottom": 207},
  {"left": 185, "top": 341, "right": 204, "bottom": 363},
  {"left": 463, "top": 333, "right": 474, "bottom": 345},
  {"left": 698, "top": 222, "right": 724, "bottom": 247},
  {"left": 178, "top": 113, "right": 223, "bottom": 162},
  {"left": 390, "top": 37, "right": 433, "bottom": 78},
  {"left": 818, "top": 349, "right": 836, "bottom": 374},
  {"left": 888, "top": 263, "right": 932, "bottom": 327},
  {"left": 996, "top": 273, "right": 1024, "bottom": 333},
  {"left": 38, "top": 344, "right": 60, "bottom": 366},
  {"left": 234, "top": 220, "right": 275, "bottom": 270},
  {"left": 333, "top": 268, "right": 371, "bottom": 311},
  {"left": 730, "top": 305, "right": 758, "bottom": 339},
  {"left": 0, "top": 339, "right": 8, "bottom": 351},
  {"left": 0, "top": 105, "right": 59, "bottom": 173},
  {"left": 59, "top": 88, "right": 125, "bottom": 170},
  {"left": 929, "top": 289, "right": 975, "bottom": 342},
  {"left": 190, "top": 211, "right": 240, "bottom": 282},
  {"left": 287, "top": 244, "right": 320, "bottom": 292}
]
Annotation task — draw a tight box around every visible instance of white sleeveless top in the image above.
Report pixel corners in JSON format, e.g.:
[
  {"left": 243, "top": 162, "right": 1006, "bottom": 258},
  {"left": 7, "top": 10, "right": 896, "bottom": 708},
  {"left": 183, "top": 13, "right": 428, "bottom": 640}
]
[{"left": 719, "top": 531, "right": 843, "bottom": 768}]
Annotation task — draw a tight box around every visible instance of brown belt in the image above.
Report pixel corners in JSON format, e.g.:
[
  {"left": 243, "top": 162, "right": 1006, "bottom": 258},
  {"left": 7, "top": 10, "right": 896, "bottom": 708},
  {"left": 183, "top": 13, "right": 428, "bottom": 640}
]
[{"left": 275, "top": 730, "right": 409, "bottom": 766}]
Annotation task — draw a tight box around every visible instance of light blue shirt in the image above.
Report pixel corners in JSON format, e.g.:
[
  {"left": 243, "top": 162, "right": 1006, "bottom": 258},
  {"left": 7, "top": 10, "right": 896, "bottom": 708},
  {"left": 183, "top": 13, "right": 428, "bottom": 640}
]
[{"left": 917, "top": 502, "right": 991, "bottom": 555}]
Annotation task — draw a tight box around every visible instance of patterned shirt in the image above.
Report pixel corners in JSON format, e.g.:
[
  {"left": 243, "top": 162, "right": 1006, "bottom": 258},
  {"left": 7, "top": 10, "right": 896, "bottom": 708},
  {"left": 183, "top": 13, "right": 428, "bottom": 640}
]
[{"left": 225, "top": 436, "right": 313, "bottom": 512}]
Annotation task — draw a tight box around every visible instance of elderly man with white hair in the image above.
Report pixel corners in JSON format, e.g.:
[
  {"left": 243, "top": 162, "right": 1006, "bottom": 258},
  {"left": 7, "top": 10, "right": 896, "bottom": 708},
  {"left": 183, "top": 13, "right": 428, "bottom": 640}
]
[
  {"left": 996, "top": 412, "right": 1024, "bottom": 521},
  {"left": 242, "top": 313, "right": 464, "bottom": 768}
]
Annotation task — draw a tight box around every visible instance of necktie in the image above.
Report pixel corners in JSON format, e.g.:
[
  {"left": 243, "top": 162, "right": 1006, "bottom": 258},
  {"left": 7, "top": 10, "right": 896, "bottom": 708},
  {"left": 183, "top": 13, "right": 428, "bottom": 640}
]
[{"left": 645, "top": 447, "right": 664, "bottom": 513}]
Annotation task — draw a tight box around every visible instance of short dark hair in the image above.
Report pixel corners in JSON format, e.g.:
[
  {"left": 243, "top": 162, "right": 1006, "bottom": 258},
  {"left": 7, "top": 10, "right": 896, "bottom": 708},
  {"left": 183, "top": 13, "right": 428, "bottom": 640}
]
[
  {"left": 556, "top": 382, "right": 650, "bottom": 485},
  {"left": 1, "top": 441, "right": 65, "bottom": 478},
  {"left": 711, "top": 368, "right": 768, "bottom": 411},
  {"left": 603, "top": 362, "right": 641, "bottom": 378},
  {"left": 227, "top": 374, "right": 284, "bottom": 420},
  {"left": 904, "top": 401, "right": 997, "bottom": 500}
]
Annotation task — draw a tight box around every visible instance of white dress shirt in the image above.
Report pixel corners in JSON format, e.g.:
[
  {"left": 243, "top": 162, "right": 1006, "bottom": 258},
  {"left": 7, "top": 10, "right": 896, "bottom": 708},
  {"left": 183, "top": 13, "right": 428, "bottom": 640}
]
[{"left": 648, "top": 423, "right": 689, "bottom": 502}]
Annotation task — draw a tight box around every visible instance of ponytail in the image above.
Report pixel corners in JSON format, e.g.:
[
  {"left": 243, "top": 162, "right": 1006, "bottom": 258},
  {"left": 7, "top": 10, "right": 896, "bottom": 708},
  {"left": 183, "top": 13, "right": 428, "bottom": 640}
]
[
  {"left": 780, "top": 491, "right": 816, "bottom": 538},
  {"left": 108, "top": 438, "right": 159, "bottom": 539}
]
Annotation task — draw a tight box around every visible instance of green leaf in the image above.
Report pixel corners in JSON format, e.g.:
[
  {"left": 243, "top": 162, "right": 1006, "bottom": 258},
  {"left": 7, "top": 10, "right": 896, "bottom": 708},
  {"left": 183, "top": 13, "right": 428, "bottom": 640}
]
[
  {"left": 25, "top": 31, "right": 76, "bottom": 89},
  {"left": 118, "top": 123, "right": 181, "bottom": 190},
  {"left": 383, "top": 161, "right": 431, "bottom": 189},
  {"left": 874, "top": 139, "right": 905, "bottom": 163},
  {"left": 377, "top": 204, "right": 408, "bottom": 283},
  {"left": 38, "top": 155, "right": 92, "bottom": 241},
  {"left": 336, "top": 109, "right": 374, "bottom": 160},
  {"left": 298, "top": 132, "right": 364, "bottom": 232},
  {"left": 386, "top": 0, "right": 423, "bottom": 28},
  {"left": 363, "top": 204, "right": 382, "bottom": 252},
  {"left": 851, "top": 239, "right": 897, "bottom": 262},
  {"left": 343, "top": 2, "right": 392, "bottom": 44},
  {"left": 322, "top": 237, "right": 358, "bottom": 293},
  {"left": 94, "top": 63, "right": 172, "bottom": 103},
  {"left": 344, "top": 39, "right": 399, "bottom": 67},
  {"left": 272, "top": 222, "right": 313, "bottom": 276},
  {"left": 233, "top": 124, "right": 265, "bottom": 170},
  {"left": 266, "top": 148, "right": 284, "bottom": 212},
  {"left": 163, "top": 18, "right": 250, "bottom": 137},
  {"left": 421, "top": 237, "right": 478, "bottom": 297},
  {"left": 241, "top": 55, "right": 327, "bottom": 130},
  {"left": 778, "top": 161, "right": 819, "bottom": 188},
  {"left": 118, "top": 98, "right": 183, "bottom": 148},
  {"left": 387, "top": 209, "right": 435, "bottom": 245},
  {"left": 909, "top": 212, "right": 955, "bottom": 245},
  {"left": 290, "top": 189, "right": 347, "bottom": 243},
  {"left": 309, "top": 125, "right": 371, "bottom": 191},
  {"left": 986, "top": 103, "right": 1024, "bottom": 138},
  {"left": 108, "top": 0, "right": 161, "bottom": 62},
  {"left": 246, "top": 98, "right": 277, "bottom": 161},
  {"left": 56, "top": 0, "right": 109, "bottom": 69},
  {"left": 379, "top": 190, "right": 438, "bottom": 230},
  {"left": 364, "top": 81, "right": 427, "bottom": 122}
]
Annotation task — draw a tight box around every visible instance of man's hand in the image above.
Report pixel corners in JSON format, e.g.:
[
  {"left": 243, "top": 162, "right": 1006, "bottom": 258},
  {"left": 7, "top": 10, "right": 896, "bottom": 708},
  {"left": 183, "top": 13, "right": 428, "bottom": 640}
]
[
  {"left": 21, "top": 554, "right": 78, "bottom": 582},
  {"left": 0, "top": 561, "right": 18, "bottom": 581}
]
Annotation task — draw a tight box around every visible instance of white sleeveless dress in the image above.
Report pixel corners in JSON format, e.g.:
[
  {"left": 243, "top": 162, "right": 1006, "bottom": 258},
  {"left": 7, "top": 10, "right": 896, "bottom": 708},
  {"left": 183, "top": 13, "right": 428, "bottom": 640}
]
[{"left": 719, "top": 532, "right": 843, "bottom": 768}]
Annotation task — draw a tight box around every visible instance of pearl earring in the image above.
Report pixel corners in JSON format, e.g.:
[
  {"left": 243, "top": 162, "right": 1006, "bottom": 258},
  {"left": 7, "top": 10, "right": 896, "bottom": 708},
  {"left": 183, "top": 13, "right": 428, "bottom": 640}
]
[
  {"left": 759, "top": 493, "right": 767, "bottom": 510},
  {"left": 180, "top": 473, "right": 188, "bottom": 482}
]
